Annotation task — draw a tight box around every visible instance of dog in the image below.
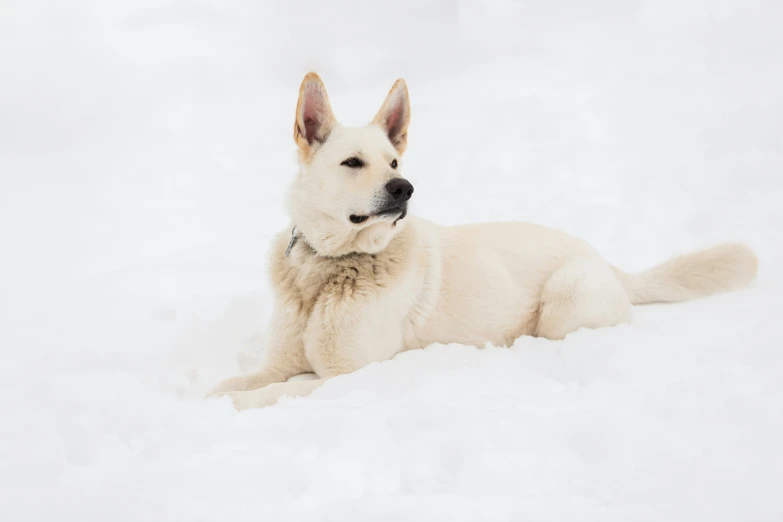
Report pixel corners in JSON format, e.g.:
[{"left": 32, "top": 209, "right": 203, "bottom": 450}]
[{"left": 208, "top": 72, "right": 758, "bottom": 409}]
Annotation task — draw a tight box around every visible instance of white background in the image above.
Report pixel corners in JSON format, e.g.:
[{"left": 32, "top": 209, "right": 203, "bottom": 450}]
[{"left": 1, "top": 1, "right": 782, "bottom": 520}]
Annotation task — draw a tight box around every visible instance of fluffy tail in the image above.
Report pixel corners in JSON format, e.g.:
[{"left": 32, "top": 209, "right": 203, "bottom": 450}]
[{"left": 612, "top": 244, "right": 758, "bottom": 305}]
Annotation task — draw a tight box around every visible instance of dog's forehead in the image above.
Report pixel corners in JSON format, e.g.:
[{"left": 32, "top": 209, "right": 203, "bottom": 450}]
[{"left": 326, "top": 125, "right": 396, "bottom": 158}]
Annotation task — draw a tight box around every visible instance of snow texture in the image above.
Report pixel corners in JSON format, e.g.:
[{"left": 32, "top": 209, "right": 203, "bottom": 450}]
[{"left": 2, "top": 1, "right": 782, "bottom": 520}]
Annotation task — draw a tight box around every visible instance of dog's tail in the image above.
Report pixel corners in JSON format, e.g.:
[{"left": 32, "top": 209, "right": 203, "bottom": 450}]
[{"left": 612, "top": 244, "right": 758, "bottom": 305}]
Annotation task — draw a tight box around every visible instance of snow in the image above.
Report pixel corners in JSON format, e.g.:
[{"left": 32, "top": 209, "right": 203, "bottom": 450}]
[{"left": 2, "top": 1, "right": 782, "bottom": 520}]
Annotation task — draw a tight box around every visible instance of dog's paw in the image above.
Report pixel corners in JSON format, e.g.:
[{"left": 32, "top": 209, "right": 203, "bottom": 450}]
[
  {"left": 225, "top": 388, "right": 281, "bottom": 411},
  {"left": 206, "top": 375, "right": 250, "bottom": 398}
]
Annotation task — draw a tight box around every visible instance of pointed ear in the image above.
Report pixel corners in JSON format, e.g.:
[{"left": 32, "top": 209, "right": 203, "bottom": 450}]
[
  {"left": 372, "top": 78, "right": 410, "bottom": 155},
  {"left": 293, "top": 72, "right": 336, "bottom": 155}
]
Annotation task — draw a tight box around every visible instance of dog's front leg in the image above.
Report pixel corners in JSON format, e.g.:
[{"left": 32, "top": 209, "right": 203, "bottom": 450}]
[
  {"left": 207, "top": 306, "right": 310, "bottom": 397},
  {"left": 225, "top": 288, "right": 405, "bottom": 409},
  {"left": 226, "top": 377, "right": 328, "bottom": 410},
  {"left": 207, "top": 366, "right": 291, "bottom": 396}
]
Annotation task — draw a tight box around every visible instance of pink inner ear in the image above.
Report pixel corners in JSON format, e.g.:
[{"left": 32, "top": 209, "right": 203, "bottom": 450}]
[
  {"left": 384, "top": 95, "right": 404, "bottom": 139},
  {"left": 302, "top": 84, "right": 327, "bottom": 144}
]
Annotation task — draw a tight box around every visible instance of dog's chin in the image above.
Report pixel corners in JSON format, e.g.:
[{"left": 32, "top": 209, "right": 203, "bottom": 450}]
[
  {"left": 349, "top": 205, "right": 408, "bottom": 228},
  {"left": 342, "top": 207, "right": 407, "bottom": 254},
  {"left": 351, "top": 220, "right": 403, "bottom": 254}
]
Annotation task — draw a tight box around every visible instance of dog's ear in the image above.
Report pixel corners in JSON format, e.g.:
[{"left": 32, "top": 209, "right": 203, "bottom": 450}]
[
  {"left": 372, "top": 78, "right": 410, "bottom": 155},
  {"left": 294, "top": 72, "right": 336, "bottom": 155}
]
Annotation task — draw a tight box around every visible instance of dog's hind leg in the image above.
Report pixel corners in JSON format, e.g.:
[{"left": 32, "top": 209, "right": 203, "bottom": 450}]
[{"left": 535, "top": 258, "right": 632, "bottom": 340}]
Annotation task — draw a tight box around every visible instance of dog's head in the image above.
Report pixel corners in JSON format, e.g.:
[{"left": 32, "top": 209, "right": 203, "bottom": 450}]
[{"left": 287, "top": 73, "right": 413, "bottom": 256}]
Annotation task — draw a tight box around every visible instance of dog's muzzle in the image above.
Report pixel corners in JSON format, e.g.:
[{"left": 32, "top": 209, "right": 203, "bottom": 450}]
[{"left": 349, "top": 178, "right": 413, "bottom": 225}]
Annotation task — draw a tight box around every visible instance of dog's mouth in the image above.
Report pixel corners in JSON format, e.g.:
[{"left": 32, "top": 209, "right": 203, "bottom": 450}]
[{"left": 350, "top": 205, "right": 408, "bottom": 226}]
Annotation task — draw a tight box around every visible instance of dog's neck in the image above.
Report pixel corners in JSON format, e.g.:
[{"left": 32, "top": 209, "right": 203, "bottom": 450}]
[
  {"left": 285, "top": 219, "right": 408, "bottom": 259},
  {"left": 284, "top": 225, "right": 353, "bottom": 259}
]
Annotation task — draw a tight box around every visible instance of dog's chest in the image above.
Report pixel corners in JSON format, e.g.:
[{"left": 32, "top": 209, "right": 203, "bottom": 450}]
[{"left": 269, "top": 238, "right": 404, "bottom": 318}]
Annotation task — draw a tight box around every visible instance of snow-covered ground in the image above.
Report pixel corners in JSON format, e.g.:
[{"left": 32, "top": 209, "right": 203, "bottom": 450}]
[{"left": 2, "top": 1, "right": 782, "bottom": 520}]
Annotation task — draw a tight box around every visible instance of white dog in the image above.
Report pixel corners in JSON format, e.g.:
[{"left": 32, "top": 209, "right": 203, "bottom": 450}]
[{"left": 209, "top": 73, "right": 758, "bottom": 409}]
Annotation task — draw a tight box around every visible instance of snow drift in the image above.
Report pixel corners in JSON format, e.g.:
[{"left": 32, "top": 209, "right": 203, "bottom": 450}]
[{"left": 1, "top": 1, "right": 782, "bottom": 521}]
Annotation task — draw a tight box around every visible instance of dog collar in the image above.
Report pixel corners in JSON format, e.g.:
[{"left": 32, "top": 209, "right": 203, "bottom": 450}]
[{"left": 284, "top": 226, "right": 300, "bottom": 257}]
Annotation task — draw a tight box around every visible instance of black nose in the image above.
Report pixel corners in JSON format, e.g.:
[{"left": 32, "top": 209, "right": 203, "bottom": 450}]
[{"left": 385, "top": 178, "right": 414, "bottom": 202}]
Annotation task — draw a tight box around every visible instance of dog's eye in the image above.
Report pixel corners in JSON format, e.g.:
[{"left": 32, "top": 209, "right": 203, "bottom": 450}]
[
  {"left": 390, "top": 159, "right": 398, "bottom": 169},
  {"left": 341, "top": 157, "right": 364, "bottom": 168}
]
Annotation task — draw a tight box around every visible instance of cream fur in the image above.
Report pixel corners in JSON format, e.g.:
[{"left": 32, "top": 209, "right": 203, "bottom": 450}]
[{"left": 208, "top": 73, "right": 758, "bottom": 409}]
